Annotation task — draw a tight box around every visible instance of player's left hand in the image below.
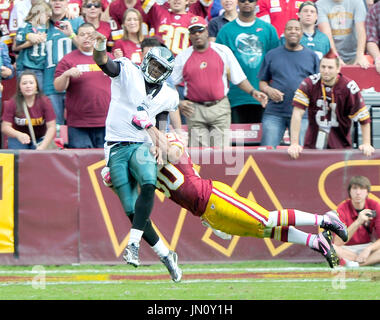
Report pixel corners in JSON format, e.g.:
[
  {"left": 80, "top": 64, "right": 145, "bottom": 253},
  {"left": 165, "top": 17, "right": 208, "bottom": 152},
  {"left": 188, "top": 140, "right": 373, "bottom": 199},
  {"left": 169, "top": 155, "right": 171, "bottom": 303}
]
[
  {"left": 132, "top": 110, "right": 153, "bottom": 130},
  {"left": 359, "top": 143, "right": 375, "bottom": 157}
]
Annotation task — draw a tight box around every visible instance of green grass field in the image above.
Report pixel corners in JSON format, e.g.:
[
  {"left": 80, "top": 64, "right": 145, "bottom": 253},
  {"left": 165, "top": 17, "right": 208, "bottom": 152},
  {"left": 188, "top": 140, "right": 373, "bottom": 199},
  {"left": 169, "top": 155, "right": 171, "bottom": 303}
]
[{"left": 0, "top": 260, "right": 379, "bottom": 301}]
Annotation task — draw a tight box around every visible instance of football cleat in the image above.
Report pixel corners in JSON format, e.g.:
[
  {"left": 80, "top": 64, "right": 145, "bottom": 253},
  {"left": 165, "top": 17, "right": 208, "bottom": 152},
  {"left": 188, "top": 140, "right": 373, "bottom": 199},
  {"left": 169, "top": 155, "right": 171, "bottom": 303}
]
[
  {"left": 321, "top": 211, "right": 348, "bottom": 242},
  {"left": 160, "top": 251, "right": 182, "bottom": 282},
  {"left": 312, "top": 230, "right": 339, "bottom": 268},
  {"left": 123, "top": 243, "right": 140, "bottom": 267}
]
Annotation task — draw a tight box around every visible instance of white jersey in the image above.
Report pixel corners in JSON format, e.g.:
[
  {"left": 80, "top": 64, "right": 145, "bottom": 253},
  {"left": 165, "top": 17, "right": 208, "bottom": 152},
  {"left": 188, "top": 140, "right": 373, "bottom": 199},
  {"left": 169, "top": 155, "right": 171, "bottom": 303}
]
[{"left": 105, "top": 57, "right": 179, "bottom": 143}]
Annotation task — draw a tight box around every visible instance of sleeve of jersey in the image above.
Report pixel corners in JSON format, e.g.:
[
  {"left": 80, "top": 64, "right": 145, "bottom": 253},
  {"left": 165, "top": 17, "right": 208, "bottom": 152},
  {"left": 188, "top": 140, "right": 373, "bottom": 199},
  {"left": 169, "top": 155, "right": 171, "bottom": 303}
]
[
  {"left": 292, "top": 79, "right": 310, "bottom": 110},
  {"left": 216, "top": 43, "right": 246, "bottom": 85},
  {"left": 141, "top": 0, "right": 155, "bottom": 14},
  {"left": 255, "top": 0, "right": 270, "bottom": 21},
  {"left": 348, "top": 90, "right": 371, "bottom": 124},
  {"left": 171, "top": 50, "right": 191, "bottom": 86}
]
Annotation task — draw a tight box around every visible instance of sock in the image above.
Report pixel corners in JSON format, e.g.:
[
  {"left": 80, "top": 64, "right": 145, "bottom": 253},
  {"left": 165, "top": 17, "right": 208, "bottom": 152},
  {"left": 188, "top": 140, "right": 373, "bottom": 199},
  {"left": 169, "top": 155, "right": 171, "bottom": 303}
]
[
  {"left": 270, "top": 226, "right": 317, "bottom": 248},
  {"left": 269, "top": 209, "right": 323, "bottom": 227},
  {"left": 151, "top": 239, "right": 169, "bottom": 258},
  {"left": 129, "top": 228, "right": 144, "bottom": 246}
]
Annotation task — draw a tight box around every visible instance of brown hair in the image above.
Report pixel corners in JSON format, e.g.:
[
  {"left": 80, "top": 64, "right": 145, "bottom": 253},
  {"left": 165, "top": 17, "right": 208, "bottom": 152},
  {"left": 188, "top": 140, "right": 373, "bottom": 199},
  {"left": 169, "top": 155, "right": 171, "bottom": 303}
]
[
  {"left": 122, "top": 8, "right": 144, "bottom": 42},
  {"left": 347, "top": 176, "right": 371, "bottom": 197},
  {"left": 322, "top": 49, "right": 340, "bottom": 68},
  {"left": 15, "top": 70, "right": 43, "bottom": 117}
]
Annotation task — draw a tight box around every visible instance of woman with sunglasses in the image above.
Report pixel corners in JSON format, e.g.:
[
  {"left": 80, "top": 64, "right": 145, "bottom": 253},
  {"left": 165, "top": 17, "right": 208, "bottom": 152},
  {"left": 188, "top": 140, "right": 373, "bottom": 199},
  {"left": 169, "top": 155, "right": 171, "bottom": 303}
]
[
  {"left": 111, "top": 8, "right": 144, "bottom": 64},
  {"left": 82, "top": 0, "right": 112, "bottom": 50}
]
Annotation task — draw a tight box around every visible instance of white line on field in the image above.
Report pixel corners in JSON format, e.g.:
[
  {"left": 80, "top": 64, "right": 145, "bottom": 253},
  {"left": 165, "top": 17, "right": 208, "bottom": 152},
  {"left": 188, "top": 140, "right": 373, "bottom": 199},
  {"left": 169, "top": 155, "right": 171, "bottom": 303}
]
[
  {"left": 0, "top": 278, "right": 371, "bottom": 287},
  {"left": 0, "top": 266, "right": 378, "bottom": 275}
]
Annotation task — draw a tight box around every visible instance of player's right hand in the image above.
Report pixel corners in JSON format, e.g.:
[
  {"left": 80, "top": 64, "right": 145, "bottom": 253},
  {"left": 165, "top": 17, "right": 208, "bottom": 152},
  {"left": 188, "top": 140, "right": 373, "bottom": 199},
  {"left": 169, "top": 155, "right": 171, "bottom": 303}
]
[{"left": 287, "top": 143, "right": 303, "bottom": 159}]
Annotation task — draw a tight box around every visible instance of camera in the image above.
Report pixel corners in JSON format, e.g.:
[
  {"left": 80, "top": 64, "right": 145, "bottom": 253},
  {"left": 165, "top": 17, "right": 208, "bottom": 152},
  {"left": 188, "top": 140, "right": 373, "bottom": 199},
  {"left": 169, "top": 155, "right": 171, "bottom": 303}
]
[
  {"left": 366, "top": 210, "right": 377, "bottom": 218},
  {"left": 54, "top": 21, "right": 66, "bottom": 29}
]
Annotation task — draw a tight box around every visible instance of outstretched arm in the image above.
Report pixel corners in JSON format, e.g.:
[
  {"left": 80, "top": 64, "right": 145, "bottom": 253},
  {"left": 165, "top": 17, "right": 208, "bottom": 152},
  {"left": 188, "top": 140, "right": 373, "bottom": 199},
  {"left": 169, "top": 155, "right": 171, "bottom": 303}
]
[{"left": 92, "top": 31, "right": 120, "bottom": 77}]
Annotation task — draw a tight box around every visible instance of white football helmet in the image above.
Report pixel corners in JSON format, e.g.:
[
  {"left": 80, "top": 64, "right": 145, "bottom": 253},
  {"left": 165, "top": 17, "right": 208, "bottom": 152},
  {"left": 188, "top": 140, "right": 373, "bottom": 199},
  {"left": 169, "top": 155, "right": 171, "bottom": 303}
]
[{"left": 141, "top": 46, "right": 175, "bottom": 84}]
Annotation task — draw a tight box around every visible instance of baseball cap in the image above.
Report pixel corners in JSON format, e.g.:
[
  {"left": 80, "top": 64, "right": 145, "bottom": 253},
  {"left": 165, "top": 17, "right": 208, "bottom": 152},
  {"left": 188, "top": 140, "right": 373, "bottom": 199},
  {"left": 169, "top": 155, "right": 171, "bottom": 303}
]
[{"left": 188, "top": 16, "right": 207, "bottom": 31}]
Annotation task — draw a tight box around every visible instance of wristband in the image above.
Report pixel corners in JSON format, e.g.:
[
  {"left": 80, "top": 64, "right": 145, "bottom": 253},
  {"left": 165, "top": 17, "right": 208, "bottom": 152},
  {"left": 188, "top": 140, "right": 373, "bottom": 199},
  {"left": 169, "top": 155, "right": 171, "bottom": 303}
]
[
  {"left": 26, "top": 33, "right": 30, "bottom": 41},
  {"left": 94, "top": 39, "right": 107, "bottom": 51},
  {"left": 69, "top": 33, "right": 76, "bottom": 39},
  {"left": 250, "top": 89, "right": 255, "bottom": 96}
]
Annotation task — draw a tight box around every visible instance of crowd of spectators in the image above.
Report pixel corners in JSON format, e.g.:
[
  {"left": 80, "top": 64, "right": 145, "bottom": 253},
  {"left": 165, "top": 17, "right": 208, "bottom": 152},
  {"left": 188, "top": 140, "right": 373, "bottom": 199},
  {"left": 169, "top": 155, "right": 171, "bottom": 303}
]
[{"left": 0, "top": 0, "right": 378, "bottom": 151}]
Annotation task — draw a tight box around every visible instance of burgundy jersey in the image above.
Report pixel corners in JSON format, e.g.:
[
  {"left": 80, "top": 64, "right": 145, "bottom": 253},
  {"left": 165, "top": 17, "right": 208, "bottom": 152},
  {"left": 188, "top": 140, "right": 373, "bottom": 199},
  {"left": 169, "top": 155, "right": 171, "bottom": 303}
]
[
  {"left": 142, "top": 0, "right": 196, "bottom": 56},
  {"left": 157, "top": 150, "right": 212, "bottom": 217},
  {"left": 112, "top": 39, "right": 142, "bottom": 64},
  {"left": 0, "top": 0, "right": 14, "bottom": 46},
  {"left": 293, "top": 73, "right": 370, "bottom": 149},
  {"left": 2, "top": 96, "right": 56, "bottom": 139}
]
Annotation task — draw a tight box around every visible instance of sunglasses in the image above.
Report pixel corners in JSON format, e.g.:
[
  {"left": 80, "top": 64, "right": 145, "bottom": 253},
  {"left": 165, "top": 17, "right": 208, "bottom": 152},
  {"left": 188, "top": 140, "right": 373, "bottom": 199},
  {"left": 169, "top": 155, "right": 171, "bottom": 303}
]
[
  {"left": 189, "top": 26, "right": 206, "bottom": 34},
  {"left": 84, "top": 3, "right": 101, "bottom": 8},
  {"left": 238, "top": 0, "right": 257, "bottom": 3}
]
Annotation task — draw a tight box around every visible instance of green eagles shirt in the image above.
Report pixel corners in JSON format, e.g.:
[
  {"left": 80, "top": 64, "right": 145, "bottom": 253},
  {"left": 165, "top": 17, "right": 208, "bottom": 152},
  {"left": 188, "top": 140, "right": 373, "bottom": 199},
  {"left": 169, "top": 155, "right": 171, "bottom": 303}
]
[{"left": 216, "top": 18, "right": 279, "bottom": 107}]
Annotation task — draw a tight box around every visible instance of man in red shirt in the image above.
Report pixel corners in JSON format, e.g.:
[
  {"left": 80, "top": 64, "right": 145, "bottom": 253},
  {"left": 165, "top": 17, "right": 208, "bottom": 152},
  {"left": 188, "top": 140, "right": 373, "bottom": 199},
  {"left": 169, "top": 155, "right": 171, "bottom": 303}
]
[
  {"left": 54, "top": 23, "right": 111, "bottom": 148},
  {"left": 288, "top": 51, "right": 375, "bottom": 159},
  {"left": 333, "top": 176, "right": 380, "bottom": 267}
]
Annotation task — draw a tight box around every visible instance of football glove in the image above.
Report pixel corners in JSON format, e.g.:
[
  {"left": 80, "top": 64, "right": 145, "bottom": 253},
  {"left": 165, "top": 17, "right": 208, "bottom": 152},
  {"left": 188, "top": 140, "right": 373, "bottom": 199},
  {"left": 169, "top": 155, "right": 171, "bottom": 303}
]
[
  {"left": 132, "top": 110, "right": 153, "bottom": 130},
  {"left": 101, "top": 166, "right": 113, "bottom": 187}
]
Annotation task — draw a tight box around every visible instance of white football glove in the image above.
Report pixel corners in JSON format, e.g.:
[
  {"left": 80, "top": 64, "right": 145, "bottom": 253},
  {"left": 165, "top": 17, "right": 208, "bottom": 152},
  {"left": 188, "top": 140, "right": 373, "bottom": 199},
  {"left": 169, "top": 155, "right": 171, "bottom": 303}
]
[
  {"left": 101, "top": 166, "right": 113, "bottom": 187},
  {"left": 132, "top": 110, "right": 153, "bottom": 130}
]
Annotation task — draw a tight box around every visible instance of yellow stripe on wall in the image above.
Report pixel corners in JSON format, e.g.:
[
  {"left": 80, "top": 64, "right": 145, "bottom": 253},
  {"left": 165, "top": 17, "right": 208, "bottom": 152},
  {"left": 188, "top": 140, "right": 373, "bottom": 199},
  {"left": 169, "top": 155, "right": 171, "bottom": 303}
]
[{"left": 0, "top": 153, "right": 15, "bottom": 253}]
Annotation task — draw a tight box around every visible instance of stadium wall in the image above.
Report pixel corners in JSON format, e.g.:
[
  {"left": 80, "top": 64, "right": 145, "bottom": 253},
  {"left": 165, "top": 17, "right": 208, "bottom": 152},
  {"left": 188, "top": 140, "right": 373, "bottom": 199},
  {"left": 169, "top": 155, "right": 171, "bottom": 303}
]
[{"left": 0, "top": 148, "right": 379, "bottom": 265}]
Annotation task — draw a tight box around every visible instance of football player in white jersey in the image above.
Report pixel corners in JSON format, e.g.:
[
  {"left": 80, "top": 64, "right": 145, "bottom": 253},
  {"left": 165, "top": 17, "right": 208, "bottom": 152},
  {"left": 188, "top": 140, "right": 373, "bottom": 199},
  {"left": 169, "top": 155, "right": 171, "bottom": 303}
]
[{"left": 93, "top": 32, "right": 182, "bottom": 282}]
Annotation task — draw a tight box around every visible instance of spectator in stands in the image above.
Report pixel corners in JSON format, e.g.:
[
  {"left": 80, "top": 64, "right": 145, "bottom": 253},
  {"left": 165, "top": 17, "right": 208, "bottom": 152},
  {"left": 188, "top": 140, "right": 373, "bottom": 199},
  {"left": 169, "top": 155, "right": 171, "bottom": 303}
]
[
  {"left": 107, "top": 0, "right": 149, "bottom": 37},
  {"left": 256, "top": 0, "right": 308, "bottom": 37},
  {"left": 172, "top": 16, "right": 267, "bottom": 147},
  {"left": 365, "top": 1, "right": 380, "bottom": 74},
  {"left": 208, "top": 0, "right": 238, "bottom": 42},
  {"left": 82, "top": 0, "right": 113, "bottom": 51},
  {"left": 280, "top": 1, "right": 330, "bottom": 59},
  {"left": 1, "top": 71, "right": 56, "bottom": 150},
  {"left": 13, "top": 1, "right": 52, "bottom": 89},
  {"left": 143, "top": 0, "right": 211, "bottom": 56},
  {"left": 43, "top": 0, "right": 84, "bottom": 125},
  {"left": 316, "top": 0, "right": 369, "bottom": 69},
  {"left": 216, "top": 0, "right": 278, "bottom": 124},
  {"left": 0, "top": 40, "right": 15, "bottom": 116},
  {"left": 259, "top": 19, "right": 319, "bottom": 148},
  {"left": 333, "top": 175, "right": 380, "bottom": 267},
  {"left": 9, "top": 0, "right": 35, "bottom": 40},
  {"left": 54, "top": 23, "right": 111, "bottom": 148},
  {"left": 0, "top": 0, "right": 15, "bottom": 53},
  {"left": 112, "top": 8, "right": 144, "bottom": 64},
  {"left": 288, "top": 52, "right": 375, "bottom": 159}
]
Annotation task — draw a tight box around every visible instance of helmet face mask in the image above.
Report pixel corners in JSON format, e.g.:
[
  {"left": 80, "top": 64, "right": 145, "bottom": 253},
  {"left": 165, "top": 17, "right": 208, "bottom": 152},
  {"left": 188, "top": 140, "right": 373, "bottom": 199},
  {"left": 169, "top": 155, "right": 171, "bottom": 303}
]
[{"left": 141, "top": 46, "right": 175, "bottom": 84}]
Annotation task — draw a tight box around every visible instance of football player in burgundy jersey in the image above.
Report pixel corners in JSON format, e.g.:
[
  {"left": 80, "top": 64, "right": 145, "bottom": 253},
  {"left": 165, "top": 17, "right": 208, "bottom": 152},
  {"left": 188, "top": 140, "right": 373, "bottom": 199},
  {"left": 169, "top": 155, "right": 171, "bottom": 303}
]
[
  {"left": 288, "top": 52, "right": 374, "bottom": 159},
  {"left": 103, "top": 124, "right": 349, "bottom": 268}
]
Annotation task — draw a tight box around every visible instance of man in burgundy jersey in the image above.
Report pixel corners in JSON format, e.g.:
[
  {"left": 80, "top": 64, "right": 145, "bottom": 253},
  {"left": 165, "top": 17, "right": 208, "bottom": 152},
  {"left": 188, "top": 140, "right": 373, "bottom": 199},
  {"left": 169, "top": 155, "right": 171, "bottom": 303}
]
[{"left": 288, "top": 52, "right": 375, "bottom": 159}]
